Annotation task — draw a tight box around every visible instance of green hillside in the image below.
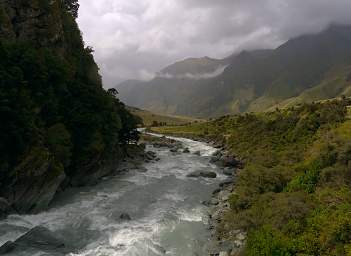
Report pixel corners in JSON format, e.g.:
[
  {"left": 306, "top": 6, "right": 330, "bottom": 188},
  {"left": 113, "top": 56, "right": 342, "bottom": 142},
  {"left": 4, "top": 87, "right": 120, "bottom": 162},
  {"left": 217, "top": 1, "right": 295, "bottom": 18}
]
[
  {"left": 152, "top": 98, "right": 351, "bottom": 255},
  {"left": 127, "top": 107, "right": 202, "bottom": 127}
]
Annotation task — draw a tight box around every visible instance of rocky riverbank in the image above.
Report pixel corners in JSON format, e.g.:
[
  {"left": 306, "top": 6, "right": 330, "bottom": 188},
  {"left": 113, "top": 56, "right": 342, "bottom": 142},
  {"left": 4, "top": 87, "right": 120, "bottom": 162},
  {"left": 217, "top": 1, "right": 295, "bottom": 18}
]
[
  {"left": 0, "top": 143, "right": 159, "bottom": 221},
  {"left": 206, "top": 149, "right": 246, "bottom": 256}
]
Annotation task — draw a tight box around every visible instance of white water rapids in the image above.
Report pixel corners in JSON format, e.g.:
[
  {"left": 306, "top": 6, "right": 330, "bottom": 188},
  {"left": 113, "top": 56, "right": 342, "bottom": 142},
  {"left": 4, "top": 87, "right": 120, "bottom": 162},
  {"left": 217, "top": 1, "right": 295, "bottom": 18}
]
[{"left": 0, "top": 136, "right": 226, "bottom": 256}]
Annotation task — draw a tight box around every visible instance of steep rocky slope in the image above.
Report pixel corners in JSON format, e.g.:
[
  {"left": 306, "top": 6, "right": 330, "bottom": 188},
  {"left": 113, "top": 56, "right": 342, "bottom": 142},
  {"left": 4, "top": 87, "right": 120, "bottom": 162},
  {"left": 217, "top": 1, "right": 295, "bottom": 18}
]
[{"left": 0, "top": 0, "right": 139, "bottom": 215}]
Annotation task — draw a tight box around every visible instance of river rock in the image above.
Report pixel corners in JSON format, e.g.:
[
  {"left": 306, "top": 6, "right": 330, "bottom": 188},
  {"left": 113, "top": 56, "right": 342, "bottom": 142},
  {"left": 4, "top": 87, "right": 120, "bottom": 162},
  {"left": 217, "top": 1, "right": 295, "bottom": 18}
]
[
  {"left": 170, "top": 148, "right": 179, "bottom": 153},
  {"left": 210, "top": 156, "right": 220, "bottom": 164},
  {"left": 220, "top": 156, "right": 240, "bottom": 168},
  {"left": 212, "top": 188, "right": 221, "bottom": 195},
  {"left": 0, "top": 226, "right": 69, "bottom": 255},
  {"left": 194, "top": 151, "right": 201, "bottom": 156},
  {"left": 2, "top": 147, "right": 67, "bottom": 214},
  {"left": 0, "top": 241, "right": 15, "bottom": 254},
  {"left": 183, "top": 148, "right": 190, "bottom": 153},
  {"left": 201, "top": 172, "right": 217, "bottom": 178},
  {"left": 210, "top": 151, "right": 222, "bottom": 163},
  {"left": 120, "top": 213, "right": 132, "bottom": 221},
  {"left": 187, "top": 171, "right": 217, "bottom": 179},
  {"left": 222, "top": 168, "right": 234, "bottom": 176},
  {"left": 145, "top": 151, "right": 157, "bottom": 161}
]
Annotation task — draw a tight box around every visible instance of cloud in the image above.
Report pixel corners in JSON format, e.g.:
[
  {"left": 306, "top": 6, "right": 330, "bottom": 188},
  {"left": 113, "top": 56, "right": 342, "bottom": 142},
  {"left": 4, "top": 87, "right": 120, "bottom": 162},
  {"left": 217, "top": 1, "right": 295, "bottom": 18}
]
[
  {"left": 157, "top": 65, "right": 228, "bottom": 80},
  {"left": 77, "top": 0, "right": 351, "bottom": 88}
]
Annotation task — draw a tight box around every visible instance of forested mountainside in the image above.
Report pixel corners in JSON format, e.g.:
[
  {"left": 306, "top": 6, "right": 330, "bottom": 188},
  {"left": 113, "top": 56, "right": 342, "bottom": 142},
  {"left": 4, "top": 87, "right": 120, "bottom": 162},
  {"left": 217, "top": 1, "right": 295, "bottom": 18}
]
[
  {"left": 0, "top": 0, "right": 140, "bottom": 214},
  {"left": 117, "top": 25, "right": 351, "bottom": 118}
]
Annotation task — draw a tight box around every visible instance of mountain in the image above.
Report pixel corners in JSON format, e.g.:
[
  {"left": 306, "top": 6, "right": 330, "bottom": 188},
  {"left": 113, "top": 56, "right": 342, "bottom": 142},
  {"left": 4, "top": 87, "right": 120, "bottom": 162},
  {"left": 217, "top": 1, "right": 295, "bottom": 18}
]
[
  {"left": 0, "top": 0, "right": 139, "bottom": 214},
  {"left": 116, "top": 24, "right": 351, "bottom": 117}
]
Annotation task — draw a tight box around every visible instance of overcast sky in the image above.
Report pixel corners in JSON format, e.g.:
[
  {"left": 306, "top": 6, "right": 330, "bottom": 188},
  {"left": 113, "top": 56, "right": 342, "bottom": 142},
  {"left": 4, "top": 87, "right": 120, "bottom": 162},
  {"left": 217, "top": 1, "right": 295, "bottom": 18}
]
[{"left": 77, "top": 0, "right": 351, "bottom": 88}]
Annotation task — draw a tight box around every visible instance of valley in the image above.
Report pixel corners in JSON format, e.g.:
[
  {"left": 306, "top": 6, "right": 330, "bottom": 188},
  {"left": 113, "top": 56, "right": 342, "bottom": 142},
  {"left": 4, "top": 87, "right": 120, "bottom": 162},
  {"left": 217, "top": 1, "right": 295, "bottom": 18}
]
[{"left": 1, "top": 0, "right": 351, "bottom": 255}]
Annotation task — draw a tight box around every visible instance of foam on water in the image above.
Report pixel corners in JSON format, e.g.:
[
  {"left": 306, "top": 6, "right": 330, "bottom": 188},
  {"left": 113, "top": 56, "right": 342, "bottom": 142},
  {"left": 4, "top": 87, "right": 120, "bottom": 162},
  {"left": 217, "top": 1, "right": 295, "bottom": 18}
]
[
  {"left": 147, "top": 133, "right": 218, "bottom": 157},
  {"left": 0, "top": 135, "right": 222, "bottom": 256}
]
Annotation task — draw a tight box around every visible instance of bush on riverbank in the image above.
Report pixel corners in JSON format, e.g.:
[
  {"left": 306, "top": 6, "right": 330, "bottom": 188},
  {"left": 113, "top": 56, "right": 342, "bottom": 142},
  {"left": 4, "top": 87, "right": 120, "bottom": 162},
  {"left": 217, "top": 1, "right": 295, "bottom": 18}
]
[{"left": 152, "top": 99, "right": 351, "bottom": 255}]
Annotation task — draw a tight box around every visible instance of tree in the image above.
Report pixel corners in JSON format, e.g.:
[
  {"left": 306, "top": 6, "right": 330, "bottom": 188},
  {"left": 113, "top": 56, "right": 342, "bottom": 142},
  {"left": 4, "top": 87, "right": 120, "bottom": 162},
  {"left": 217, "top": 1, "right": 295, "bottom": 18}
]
[
  {"left": 63, "top": 0, "right": 80, "bottom": 19},
  {"left": 107, "top": 88, "right": 119, "bottom": 98}
]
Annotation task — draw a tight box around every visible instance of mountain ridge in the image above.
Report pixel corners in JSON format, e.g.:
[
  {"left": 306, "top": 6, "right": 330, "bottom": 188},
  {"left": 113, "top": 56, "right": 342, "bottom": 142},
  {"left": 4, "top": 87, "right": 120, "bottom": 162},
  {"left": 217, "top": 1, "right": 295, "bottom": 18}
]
[{"left": 116, "top": 24, "right": 351, "bottom": 117}]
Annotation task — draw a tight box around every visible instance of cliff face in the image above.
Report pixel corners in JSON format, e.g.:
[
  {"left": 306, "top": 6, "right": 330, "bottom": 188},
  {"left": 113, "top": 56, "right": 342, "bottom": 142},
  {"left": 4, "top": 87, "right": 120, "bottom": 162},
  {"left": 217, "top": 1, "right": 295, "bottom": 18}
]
[
  {"left": 0, "top": 0, "right": 140, "bottom": 216},
  {"left": 0, "top": 0, "right": 102, "bottom": 85},
  {"left": 0, "top": 0, "right": 64, "bottom": 49}
]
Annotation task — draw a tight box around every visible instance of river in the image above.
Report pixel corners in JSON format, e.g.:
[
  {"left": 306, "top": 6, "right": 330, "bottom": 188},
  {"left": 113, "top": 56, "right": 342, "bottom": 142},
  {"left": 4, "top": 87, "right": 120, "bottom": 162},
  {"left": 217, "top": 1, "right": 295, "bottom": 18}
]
[{"left": 0, "top": 136, "right": 226, "bottom": 256}]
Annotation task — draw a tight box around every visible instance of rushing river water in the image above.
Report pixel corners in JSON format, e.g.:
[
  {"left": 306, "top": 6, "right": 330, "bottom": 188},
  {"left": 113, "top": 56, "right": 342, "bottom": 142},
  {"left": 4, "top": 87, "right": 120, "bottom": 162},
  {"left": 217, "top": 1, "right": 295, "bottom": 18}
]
[{"left": 0, "top": 136, "right": 226, "bottom": 256}]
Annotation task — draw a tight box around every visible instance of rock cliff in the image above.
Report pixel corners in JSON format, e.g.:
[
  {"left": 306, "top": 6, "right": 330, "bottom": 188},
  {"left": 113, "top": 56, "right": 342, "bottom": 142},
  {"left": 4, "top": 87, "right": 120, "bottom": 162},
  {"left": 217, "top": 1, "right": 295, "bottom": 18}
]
[{"left": 0, "top": 0, "right": 140, "bottom": 216}]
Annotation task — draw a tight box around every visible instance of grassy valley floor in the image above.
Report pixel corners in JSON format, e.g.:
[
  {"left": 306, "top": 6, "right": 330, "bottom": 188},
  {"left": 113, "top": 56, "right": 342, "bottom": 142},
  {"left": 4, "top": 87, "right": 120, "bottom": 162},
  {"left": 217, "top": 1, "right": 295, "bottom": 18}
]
[
  {"left": 151, "top": 99, "right": 351, "bottom": 255},
  {"left": 127, "top": 106, "right": 203, "bottom": 127}
]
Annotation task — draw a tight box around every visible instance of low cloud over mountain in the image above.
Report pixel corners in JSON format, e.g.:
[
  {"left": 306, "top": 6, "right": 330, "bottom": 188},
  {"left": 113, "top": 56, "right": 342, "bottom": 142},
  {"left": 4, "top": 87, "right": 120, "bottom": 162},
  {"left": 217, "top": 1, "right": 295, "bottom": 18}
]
[{"left": 78, "top": 0, "right": 351, "bottom": 87}]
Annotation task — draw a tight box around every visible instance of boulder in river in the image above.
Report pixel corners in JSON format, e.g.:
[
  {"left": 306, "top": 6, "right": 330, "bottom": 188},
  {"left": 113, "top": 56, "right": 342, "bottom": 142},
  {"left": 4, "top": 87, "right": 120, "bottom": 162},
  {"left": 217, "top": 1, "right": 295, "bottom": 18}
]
[
  {"left": 194, "top": 151, "right": 201, "bottom": 156},
  {"left": 183, "top": 148, "right": 190, "bottom": 153},
  {"left": 187, "top": 171, "right": 217, "bottom": 179},
  {"left": 170, "top": 148, "right": 179, "bottom": 153},
  {"left": 120, "top": 213, "right": 132, "bottom": 221},
  {"left": 145, "top": 151, "right": 157, "bottom": 161}
]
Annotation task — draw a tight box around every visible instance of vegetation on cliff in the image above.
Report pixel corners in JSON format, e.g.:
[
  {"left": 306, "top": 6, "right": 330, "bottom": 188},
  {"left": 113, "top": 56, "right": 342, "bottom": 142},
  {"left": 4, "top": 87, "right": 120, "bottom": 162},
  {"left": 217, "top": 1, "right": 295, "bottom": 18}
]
[
  {"left": 0, "top": 0, "right": 140, "bottom": 212},
  {"left": 152, "top": 98, "right": 351, "bottom": 255}
]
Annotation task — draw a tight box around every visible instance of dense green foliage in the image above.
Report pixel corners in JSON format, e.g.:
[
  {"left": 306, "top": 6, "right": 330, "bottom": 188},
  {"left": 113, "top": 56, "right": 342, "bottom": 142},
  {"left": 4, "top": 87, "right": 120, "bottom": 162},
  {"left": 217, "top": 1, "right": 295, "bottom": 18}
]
[
  {"left": 0, "top": 9, "right": 140, "bottom": 184},
  {"left": 63, "top": 0, "right": 79, "bottom": 18},
  {"left": 152, "top": 99, "right": 351, "bottom": 255}
]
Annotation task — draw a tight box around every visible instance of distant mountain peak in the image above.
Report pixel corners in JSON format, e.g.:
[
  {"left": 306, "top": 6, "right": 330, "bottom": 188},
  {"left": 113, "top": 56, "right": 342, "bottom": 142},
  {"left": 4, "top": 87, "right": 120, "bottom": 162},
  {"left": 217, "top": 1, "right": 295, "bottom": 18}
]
[
  {"left": 117, "top": 24, "right": 351, "bottom": 117},
  {"left": 159, "top": 56, "right": 227, "bottom": 76}
]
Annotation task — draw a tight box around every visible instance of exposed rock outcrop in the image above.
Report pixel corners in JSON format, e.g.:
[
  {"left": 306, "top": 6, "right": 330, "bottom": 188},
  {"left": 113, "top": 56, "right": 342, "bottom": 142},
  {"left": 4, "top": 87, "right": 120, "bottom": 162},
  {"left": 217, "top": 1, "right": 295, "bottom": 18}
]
[
  {"left": 0, "top": 0, "right": 142, "bottom": 218},
  {"left": 0, "top": 226, "right": 71, "bottom": 255},
  {"left": 0, "top": 147, "right": 65, "bottom": 214}
]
